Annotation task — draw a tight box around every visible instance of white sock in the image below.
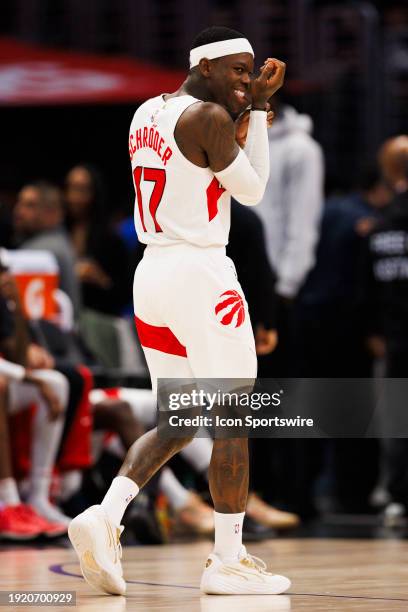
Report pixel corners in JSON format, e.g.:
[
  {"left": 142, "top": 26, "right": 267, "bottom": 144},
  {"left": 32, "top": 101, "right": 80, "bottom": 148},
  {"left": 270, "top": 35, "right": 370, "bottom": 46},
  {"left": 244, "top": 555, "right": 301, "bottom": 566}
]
[
  {"left": 213, "top": 511, "right": 245, "bottom": 561},
  {"left": 30, "top": 497, "right": 71, "bottom": 526},
  {"left": 0, "top": 477, "right": 20, "bottom": 506},
  {"left": 101, "top": 476, "right": 139, "bottom": 526},
  {"left": 27, "top": 399, "right": 65, "bottom": 506},
  {"left": 180, "top": 436, "right": 212, "bottom": 475},
  {"left": 159, "top": 468, "right": 189, "bottom": 511}
]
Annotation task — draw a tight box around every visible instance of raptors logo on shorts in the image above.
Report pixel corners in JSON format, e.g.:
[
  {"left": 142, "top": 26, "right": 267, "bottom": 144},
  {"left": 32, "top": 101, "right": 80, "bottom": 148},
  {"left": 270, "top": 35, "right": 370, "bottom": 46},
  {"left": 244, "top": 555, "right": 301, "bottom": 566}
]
[{"left": 215, "top": 290, "right": 245, "bottom": 328}]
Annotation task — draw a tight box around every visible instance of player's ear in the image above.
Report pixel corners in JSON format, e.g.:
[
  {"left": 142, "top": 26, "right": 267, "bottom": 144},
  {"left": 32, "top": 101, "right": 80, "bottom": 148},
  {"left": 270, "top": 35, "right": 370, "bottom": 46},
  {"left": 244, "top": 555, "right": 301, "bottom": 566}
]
[{"left": 198, "top": 58, "right": 211, "bottom": 77}]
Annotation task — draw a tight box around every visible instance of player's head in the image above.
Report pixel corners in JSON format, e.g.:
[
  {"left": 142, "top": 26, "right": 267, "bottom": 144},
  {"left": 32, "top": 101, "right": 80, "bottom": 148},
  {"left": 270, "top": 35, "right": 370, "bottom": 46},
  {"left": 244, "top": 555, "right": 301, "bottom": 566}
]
[
  {"left": 14, "top": 181, "right": 62, "bottom": 236},
  {"left": 189, "top": 26, "right": 254, "bottom": 115},
  {"left": 378, "top": 135, "right": 408, "bottom": 193}
]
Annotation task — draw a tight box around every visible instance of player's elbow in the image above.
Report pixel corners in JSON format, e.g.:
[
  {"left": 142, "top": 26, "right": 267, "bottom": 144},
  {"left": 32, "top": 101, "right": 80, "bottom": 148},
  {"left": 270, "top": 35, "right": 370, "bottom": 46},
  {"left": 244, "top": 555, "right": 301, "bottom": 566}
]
[{"left": 233, "top": 185, "right": 266, "bottom": 206}]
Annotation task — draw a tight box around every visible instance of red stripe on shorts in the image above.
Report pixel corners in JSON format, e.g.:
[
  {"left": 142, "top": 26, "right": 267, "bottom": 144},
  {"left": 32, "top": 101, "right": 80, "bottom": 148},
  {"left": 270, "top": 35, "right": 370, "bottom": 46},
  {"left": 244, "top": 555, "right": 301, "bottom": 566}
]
[{"left": 134, "top": 316, "right": 187, "bottom": 357}]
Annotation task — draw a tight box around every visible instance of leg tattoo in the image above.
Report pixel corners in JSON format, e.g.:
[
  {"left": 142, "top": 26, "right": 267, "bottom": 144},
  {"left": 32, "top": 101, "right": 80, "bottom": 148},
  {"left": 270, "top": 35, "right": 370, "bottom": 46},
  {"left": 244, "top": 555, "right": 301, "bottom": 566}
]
[{"left": 209, "top": 438, "right": 249, "bottom": 513}]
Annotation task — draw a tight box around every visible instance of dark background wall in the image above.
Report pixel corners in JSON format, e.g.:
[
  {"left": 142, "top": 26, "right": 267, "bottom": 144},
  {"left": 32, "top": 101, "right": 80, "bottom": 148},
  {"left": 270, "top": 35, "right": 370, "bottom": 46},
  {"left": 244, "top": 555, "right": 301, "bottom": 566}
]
[{"left": 1, "top": 0, "right": 408, "bottom": 207}]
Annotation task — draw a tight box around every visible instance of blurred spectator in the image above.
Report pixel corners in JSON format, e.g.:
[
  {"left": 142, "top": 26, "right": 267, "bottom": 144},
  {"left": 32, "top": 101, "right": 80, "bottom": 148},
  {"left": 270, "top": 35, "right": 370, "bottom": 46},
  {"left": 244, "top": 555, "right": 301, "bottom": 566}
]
[
  {"left": 227, "top": 201, "right": 278, "bottom": 356},
  {"left": 13, "top": 181, "right": 81, "bottom": 320},
  {"left": 364, "top": 135, "right": 408, "bottom": 523},
  {"left": 0, "top": 262, "right": 96, "bottom": 525},
  {"left": 255, "top": 97, "right": 324, "bottom": 301},
  {"left": 0, "top": 374, "right": 68, "bottom": 540},
  {"left": 295, "top": 163, "right": 392, "bottom": 514},
  {"left": 254, "top": 97, "right": 324, "bottom": 377},
  {"left": 64, "top": 164, "right": 132, "bottom": 367},
  {"left": 0, "top": 267, "right": 71, "bottom": 535},
  {"left": 228, "top": 201, "right": 299, "bottom": 531},
  {"left": 64, "top": 164, "right": 131, "bottom": 316},
  {"left": 297, "top": 163, "right": 393, "bottom": 377},
  {"left": 249, "top": 98, "right": 323, "bottom": 517}
]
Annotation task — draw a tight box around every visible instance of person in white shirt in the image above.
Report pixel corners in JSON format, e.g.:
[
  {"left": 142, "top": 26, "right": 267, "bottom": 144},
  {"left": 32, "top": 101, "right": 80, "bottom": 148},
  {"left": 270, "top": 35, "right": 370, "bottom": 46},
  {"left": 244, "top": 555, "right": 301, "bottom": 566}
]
[{"left": 255, "top": 98, "right": 324, "bottom": 300}]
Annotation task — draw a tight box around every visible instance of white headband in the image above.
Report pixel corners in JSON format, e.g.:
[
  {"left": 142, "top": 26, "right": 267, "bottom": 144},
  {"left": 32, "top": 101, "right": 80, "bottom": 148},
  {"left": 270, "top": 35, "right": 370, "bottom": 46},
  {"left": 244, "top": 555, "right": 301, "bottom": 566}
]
[{"left": 189, "top": 38, "right": 254, "bottom": 68}]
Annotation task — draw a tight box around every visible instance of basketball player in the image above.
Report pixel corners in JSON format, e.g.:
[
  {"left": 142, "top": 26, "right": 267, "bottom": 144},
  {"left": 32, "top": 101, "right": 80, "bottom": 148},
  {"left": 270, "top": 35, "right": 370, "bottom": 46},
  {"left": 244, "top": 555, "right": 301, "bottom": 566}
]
[{"left": 69, "top": 26, "right": 290, "bottom": 596}]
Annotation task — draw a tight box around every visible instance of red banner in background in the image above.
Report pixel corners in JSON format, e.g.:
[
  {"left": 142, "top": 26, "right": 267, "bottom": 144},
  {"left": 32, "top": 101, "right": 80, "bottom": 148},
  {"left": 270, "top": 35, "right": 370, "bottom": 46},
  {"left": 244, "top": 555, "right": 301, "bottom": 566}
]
[{"left": 0, "top": 38, "right": 185, "bottom": 105}]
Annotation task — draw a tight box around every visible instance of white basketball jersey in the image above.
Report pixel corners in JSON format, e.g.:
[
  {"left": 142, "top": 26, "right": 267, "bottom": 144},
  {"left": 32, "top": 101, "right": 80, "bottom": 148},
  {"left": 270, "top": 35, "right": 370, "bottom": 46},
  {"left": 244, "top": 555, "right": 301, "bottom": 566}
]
[{"left": 128, "top": 95, "right": 231, "bottom": 247}]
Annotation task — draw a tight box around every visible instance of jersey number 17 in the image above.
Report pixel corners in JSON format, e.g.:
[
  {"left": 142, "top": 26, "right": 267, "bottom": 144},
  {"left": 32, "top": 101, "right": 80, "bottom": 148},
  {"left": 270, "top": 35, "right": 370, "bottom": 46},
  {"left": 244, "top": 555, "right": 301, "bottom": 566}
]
[{"left": 133, "top": 166, "right": 165, "bottom": 233}]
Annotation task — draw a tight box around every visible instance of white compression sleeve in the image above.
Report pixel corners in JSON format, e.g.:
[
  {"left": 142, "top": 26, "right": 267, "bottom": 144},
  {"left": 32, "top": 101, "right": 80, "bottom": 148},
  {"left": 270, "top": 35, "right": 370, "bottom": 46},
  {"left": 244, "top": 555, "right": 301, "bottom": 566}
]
[{"left": 214, "top": 110, "right": 269, "bottom": 206}]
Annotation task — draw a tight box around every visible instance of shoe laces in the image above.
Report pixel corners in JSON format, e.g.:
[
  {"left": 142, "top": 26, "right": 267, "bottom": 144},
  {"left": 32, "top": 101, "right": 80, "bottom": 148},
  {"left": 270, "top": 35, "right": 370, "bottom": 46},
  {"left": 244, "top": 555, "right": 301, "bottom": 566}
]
[{"left": 240, "top": 553, "right": 271, "bottom": 575}]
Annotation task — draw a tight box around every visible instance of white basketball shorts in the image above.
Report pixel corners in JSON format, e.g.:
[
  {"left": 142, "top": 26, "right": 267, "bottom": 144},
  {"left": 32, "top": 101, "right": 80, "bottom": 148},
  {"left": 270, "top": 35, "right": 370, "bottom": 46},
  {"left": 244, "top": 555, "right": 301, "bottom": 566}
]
[{"left": 133, "top": 244, "right": 257, "bottom": 392}]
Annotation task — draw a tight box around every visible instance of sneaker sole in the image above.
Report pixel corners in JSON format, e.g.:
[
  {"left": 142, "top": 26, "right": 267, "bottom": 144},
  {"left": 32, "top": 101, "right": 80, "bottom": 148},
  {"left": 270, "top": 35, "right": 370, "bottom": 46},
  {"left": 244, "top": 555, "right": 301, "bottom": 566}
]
[
  {"left": 201, "top": 574, "right": 291, "bottom": 595},
  {"left": 68, "top": 516, "right": 126, "bottom": 596}
]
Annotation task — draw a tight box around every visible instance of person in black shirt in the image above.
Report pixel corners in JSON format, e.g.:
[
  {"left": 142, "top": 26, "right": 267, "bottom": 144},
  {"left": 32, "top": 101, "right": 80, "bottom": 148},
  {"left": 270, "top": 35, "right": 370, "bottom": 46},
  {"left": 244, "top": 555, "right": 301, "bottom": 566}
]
[
  {"left": 64, "top": 164, "right": 131, "bottom": 316},
  {"left": 227, "top": 200, "right": 278, "bottom": 355},
  {"left": 227, "top": 201, "right": 300, "bottom": 531},
  {"left": 364, "top": 135, "right": 408, "bottom": 522}
]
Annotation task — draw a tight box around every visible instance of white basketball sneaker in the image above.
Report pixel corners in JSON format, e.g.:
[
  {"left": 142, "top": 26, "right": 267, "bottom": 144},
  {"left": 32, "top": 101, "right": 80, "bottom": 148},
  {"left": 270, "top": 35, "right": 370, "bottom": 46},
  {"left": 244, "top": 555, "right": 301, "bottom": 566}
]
[
  {"left": 68, "top": 505, "right": 126, "bottom": 596},
  {"left": 200, "top": 546, "right": 291, "bottom": 595}
]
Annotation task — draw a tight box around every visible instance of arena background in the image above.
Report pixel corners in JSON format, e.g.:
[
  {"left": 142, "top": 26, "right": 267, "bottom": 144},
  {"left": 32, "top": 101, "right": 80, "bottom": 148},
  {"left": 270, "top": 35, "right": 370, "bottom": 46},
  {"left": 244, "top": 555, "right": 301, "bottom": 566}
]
[
  {"left": 1, "top": 2, "right": 408, "bottom": 610},
  {"left": 1, "top": 1, "right": 407, "bottom": 207}
]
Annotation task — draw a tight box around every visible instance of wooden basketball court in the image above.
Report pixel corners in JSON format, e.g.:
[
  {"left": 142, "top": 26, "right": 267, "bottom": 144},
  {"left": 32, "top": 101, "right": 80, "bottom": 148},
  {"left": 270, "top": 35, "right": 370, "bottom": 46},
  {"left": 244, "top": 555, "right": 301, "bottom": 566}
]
[{"left": 1, "top": 539, "right": 407, "bottom": 611}]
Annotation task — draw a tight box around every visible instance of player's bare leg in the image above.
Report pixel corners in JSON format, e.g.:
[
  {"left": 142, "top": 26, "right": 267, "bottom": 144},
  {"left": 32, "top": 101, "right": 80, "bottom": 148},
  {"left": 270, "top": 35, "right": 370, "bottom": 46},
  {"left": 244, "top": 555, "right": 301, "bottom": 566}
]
[
  {"left": 68, "top": 430, "right": 194, "bottom": 595},
  {"left": 117, "top": 429, "right": 193, "bottom": 488},
  {"left": 199, "top": 438, "right": 290, "bottom": 594},
  {"left": 209, "top": 439, "right": 248, "bottom": 513}
]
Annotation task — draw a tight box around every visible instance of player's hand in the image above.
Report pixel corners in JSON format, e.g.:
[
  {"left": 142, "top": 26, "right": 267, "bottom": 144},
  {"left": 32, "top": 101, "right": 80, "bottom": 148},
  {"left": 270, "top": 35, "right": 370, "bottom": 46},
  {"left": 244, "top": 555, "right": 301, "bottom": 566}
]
[
  {"left": 235, "top": 104, "right": 275, "bottom": 148},
  {"left": 255, "top": 324, "right": 278, "bottom": 355},
  {"left": 251, "top": 58, "right": 286, "bottom": 109}
]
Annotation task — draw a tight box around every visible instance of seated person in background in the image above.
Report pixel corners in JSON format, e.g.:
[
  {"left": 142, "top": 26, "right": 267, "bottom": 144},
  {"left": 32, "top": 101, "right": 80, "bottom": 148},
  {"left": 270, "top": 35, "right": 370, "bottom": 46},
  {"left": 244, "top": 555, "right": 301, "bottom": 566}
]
[
  {"left": 64, "top": 164, "right": 131, "bottom": 317},
  {"left": 13, "top": 181, "right": 81, "bottom": 321},
  {"left": 0, "top": 280, "right": 70, "bottom": 536},
  {"left": 0, "top": 374, "right": 66, "bottom": 540}
]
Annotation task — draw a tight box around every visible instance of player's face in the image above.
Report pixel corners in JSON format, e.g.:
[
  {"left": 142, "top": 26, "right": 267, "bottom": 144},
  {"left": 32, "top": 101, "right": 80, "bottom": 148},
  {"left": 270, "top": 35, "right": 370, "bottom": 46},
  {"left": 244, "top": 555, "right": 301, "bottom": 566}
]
[
  {"left": 210, "top": 53, "right": 254, "bottom": 116},
  {"left": 14, "top": 186, "right": 41, "bottom": 234}
]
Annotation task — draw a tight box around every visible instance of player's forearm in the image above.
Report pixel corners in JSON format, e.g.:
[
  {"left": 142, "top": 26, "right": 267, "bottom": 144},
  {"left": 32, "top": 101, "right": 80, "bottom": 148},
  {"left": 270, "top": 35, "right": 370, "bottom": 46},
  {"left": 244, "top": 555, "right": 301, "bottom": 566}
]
[
  {"left": 243, "top": 110, "right": 270, "bottom": 189},
  {"left": 215, "top": 111, "right": 270, "bottom": 206}
]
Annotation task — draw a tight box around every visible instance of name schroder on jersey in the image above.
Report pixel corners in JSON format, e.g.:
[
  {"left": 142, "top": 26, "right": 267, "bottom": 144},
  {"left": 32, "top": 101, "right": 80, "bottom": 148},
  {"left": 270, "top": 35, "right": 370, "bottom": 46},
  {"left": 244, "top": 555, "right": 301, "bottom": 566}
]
[{"left": 129, "top": 122, "right": 173, "bottom": 166}]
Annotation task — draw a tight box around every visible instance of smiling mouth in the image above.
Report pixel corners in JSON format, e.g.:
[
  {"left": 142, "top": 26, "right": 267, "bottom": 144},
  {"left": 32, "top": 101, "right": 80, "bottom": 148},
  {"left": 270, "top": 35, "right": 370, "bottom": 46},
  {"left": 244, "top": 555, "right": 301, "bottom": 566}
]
[{"left": 234, "top": 89, "right": 247, "bottom": 102}]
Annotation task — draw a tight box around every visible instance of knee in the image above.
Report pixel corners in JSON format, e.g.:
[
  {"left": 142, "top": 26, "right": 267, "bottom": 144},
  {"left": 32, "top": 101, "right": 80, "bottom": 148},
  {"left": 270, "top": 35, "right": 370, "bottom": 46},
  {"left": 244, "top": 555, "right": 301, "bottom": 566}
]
[{"left": 45, "top": 371, "right": 70, "bottom": 409}]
